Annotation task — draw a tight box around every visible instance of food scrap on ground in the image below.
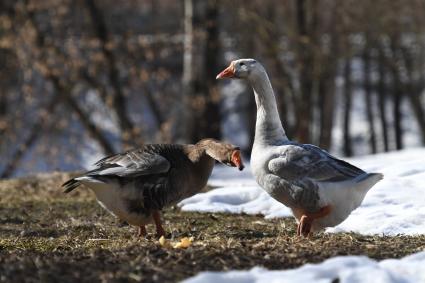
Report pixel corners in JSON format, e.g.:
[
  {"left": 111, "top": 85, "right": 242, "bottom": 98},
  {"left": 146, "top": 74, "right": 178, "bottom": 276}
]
[{"left": 158, "top": 236, "right": 194, "bottom": 249}]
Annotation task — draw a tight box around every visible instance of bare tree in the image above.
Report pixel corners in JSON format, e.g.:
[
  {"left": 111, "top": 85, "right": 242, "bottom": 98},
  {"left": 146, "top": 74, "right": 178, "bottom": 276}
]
[
  {"left": 343, "top": 58, "right": 353, "bottom": 157},
  {"left": 179, "top": 0, "right": 195, "bottom": 143},
  {"left": 293, "top": 0, "right": 316, "bottom": 143},
  {"left": 389, "top": 38, "right": 404, "bottom": 150},
  {"left": 362, "top": 43, "right": 377, "bottom": 153},
  {"left": 2, "top": 0, "right": 425, "bottom": 177},
  {"left": 192, "top": 0, "right": 221, "bottom": 141},
  {"left": 400, "top": 46, "right": 425, "bottom": 145},
  {"left": 85, "top": 0, "right": 141, "bottom": 148},
  {"left": 377, "top": 46, "right": 389, "bottom": 152},
  {"left": 317, "top": 4, "right": 339, "bottom": 150}
]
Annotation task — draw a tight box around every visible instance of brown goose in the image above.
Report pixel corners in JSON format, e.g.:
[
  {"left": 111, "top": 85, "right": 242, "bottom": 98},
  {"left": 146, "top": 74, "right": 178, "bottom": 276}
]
[{"left": 62, "top": 139, "right": 244, "bottom": 237}]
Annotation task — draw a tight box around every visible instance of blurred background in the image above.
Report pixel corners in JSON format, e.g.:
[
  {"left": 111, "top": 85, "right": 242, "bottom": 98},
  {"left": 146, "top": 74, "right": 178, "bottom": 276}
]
[{"left": 1, "top": 0, "right": 425, "bottom": 178}]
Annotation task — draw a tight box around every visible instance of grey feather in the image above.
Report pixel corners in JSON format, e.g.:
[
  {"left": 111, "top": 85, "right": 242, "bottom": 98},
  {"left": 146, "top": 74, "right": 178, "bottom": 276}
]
[
  {"left": 268, "top": 143, "right": 365, "bottom": 183},
  {"left": 89, "top": 150, "right": 170, "bottom": 178}
]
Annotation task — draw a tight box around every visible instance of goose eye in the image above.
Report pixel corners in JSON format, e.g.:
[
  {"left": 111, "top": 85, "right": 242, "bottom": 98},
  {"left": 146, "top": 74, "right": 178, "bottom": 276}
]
[{"left": 240, "top": 62, "right": 246, "bottom": 67}]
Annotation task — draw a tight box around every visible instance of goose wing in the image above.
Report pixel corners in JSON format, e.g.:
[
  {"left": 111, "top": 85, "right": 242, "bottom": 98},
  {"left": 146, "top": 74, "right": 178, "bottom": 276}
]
[
  {"left": 268, "top": 144, "right": 365, "bottom": 183},
  {"left": 88, "top": 148, "right": 171, "bottom": 178}
]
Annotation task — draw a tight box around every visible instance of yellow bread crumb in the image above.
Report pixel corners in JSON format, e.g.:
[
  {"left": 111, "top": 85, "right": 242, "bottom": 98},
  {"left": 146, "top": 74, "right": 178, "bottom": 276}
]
[
  {"left": 158, "top": 236, "right": 171, "bottom": 248},
  {"left": 158, "top": 236, "right": 194, "bottom": 249},
  {"left": 173, "top": 237, "right": 193, "bottom": 249}
]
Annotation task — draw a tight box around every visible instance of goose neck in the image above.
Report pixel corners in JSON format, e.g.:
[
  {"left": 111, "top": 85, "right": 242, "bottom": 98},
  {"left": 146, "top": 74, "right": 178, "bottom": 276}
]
[{"left": 249, "top": 71, "right": 288, "bottom": 145}]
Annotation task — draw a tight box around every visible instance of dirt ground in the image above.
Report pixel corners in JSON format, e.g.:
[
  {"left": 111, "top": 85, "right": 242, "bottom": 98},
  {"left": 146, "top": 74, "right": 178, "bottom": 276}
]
[{"left": 1, "top": 173, "right": 424, "bottom": 283}]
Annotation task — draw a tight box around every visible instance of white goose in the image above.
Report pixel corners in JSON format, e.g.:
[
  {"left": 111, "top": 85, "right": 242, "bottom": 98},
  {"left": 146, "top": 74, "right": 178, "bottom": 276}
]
[{"left": 217, "top": 59, "right": 383, "bottom": 236}]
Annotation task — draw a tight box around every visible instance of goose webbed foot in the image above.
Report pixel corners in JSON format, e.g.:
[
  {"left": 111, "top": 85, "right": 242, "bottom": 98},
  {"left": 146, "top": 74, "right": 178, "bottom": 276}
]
[
  {"left": 137, "top": 225, "right": 147, "bottom": 238},
  {"left": 153, "top": 210, "right": 166, "bottom": 238},
  {"left": 297, "top": 215, "right": 312, "bottom": 237},
  {"left": 296, "top": 205, "right": 332, "bottom": 237}
]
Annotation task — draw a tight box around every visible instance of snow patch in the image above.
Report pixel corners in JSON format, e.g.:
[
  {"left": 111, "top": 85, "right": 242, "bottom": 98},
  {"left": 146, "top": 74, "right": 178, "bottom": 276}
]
[
  {"left": 183, "top": 251, "right": 425, "bottom": 283},
  {"left": 179, "top": 148, "right": 425, "bottom": 235}
]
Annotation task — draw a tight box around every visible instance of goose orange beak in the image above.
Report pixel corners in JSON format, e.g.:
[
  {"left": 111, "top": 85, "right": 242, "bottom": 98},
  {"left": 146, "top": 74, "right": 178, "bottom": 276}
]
[
  {"left": 216, "top": 63, "right": 235, "bottom": 79},
  {"left": 231, "top": 150, "right": 244, "bottom": 171}
]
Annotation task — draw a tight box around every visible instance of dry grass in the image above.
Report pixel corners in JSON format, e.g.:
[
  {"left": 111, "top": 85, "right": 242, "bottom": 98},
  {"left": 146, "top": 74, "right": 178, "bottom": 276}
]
[{"left": 1, "top": 173, "right": 424, "bottom": 283}]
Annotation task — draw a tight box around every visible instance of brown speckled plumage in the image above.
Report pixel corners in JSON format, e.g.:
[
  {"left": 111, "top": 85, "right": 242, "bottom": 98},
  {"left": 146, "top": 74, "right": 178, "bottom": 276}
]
[{"left": 62, "top": 139, "right": 243, "bottom": 237}]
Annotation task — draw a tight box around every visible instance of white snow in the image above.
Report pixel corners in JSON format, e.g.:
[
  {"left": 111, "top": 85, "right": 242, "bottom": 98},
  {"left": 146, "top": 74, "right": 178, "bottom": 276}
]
[
  {"left": 179, "top": 164, "right": 292, "bottom": 218},
  {"left": 183, "top": 251, "right": 425, "bottom": 283},
  {"left": 179, "top": 148, "right": 425, "bottom": 236}
]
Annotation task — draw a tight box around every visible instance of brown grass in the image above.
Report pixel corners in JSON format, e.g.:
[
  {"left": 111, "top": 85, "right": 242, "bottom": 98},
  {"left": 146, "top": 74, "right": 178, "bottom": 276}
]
[{"left": 1, "top": 173, "right": 424, "bottom": 283}]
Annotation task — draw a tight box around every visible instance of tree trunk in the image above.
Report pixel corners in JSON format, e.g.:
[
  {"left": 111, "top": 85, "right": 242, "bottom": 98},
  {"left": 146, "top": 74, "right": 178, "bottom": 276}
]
[
  {"left": 239, "top": 2, "right": 257, "bottom": 154},
  {"left": 401, "top": 48, "right": 425, "bottom": 145},
  {"left": 389, "top": 39, "right": 403, "bottom": 150},
  {"left": 318, "top": 72, "right": 336, "bottom": 150},
  {"left": 265, "top": 3, "right": 291, "bottom": 138},
  {"left": 390, "top": 64, "right": 403, "bottom": 150},
  {"left": 318, "top": 13, "right": 338, "bottom": 150},
  {"left": 343, "top": 58, "right": 353, "bottom": 157},
  {"left": 393, "top": 77, "right": 403, "bottom": 150},
  {"left": 246, "top": 2, "right": 295, "bottom": 138},
  {"left": 24, "top": 2, "right": 116, "bottom": 155},
  {"left": 362, "top": 47, "right": 377, "bottom": 153},
  {"left": 194, "top": 0, "right": 221, "bottom": 141},
  {"left": 377, "top": 47, "right": 389, "bottom": 152},
  {"left": 49, "top": 76, "right": 115, "bottom": 155},
  {"left": 407, "top": 88, "right": 425, "bottom": 145},
  {"left": 179, "top": 0, "right": 195, "bottom": 143},
  {"left": 294, "top": 0, "right": 314, "bottom": 143},
  {"left": 85, "top": 0, "right": 140, "bottom": 148}
]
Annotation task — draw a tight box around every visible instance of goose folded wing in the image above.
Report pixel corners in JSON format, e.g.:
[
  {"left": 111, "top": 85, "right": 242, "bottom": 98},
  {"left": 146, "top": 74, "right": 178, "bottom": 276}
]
[
  {"left": 268, "top": 145, "right": 365, "bottom": 183},
  {"left": 88, "top": 149, "right": 171, "bottom": 178}
]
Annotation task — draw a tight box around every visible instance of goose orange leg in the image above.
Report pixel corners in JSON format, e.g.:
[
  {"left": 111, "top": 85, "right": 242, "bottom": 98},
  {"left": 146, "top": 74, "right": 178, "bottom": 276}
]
[
  {"left": 137, "top": 225, "right": 147, "bottom": 237},
  {"left": 297, "top": 205, "right": 332, "bottom": 237},
  {"left": 153, "top": 210, "right": 166, "bottom": 237}
]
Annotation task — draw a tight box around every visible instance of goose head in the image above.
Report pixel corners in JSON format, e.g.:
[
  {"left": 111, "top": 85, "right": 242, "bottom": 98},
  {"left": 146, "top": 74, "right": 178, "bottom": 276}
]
[
  {"left": 216, "top": 58, "right": 262, "bottom": 80},
  {"left": 197, "top": 139, "right": 244, "bottom": 171}
]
